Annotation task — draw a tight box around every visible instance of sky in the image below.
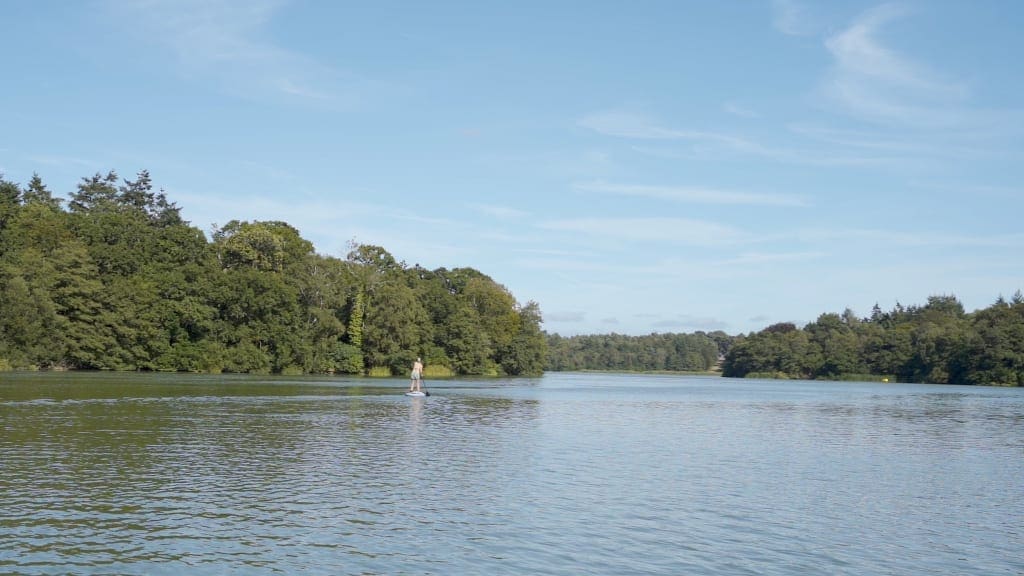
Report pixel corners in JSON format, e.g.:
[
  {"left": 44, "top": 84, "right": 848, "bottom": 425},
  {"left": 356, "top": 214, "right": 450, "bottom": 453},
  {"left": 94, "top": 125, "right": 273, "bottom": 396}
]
[{"left": 2, "top": 0, "right": 1023, "bottom": 336}]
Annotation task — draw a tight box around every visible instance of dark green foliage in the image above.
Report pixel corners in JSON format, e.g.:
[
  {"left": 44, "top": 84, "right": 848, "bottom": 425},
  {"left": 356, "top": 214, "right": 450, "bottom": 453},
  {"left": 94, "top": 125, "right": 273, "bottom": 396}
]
[
  {"left": 0, "top": 176, "right": 23, "bottom": 235},
  {"left": 501, "top": 301, "right": 547, "bottom": 376},
  {"left": 953, "top": 296, "right": 1024, "bottom": 386},
  {"left": 361, "top": 281, "right": 430, "bottom": 372},
  {"left": 546, "top": 332, "right": 721, "bottom": 372},
  {"left": 442, "top": 304, "right": 495, "bottom": 375},
  {"left": 22, "top": 174, "right": 61, "bottom": 210},
  {"left": 0, "top": 170, "right": 546, "bottom": 376},
  {"left": 723, "top": 294, "right": 1024, "bottom": 386}
]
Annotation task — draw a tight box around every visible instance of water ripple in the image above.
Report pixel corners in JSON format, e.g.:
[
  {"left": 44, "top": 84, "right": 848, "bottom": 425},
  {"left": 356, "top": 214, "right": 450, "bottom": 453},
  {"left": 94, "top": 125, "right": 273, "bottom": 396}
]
[{"left": 1, "top": 374, "right": 1022, "bottom": 574}]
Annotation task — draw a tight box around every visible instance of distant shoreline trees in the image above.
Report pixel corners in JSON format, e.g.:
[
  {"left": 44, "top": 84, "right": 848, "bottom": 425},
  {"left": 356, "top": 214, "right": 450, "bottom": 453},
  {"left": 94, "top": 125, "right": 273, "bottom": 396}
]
[
  {"left": 0, "top": 171, "right": 545, "bottom": 376},
  {"left": 2, "top": 170, "right": 1021, "bottom": 386},
  {"left": 545, "top": 332, "right": 727, "bottom": 373},
  {"left": 543, "top": 295, "right": 1023, "bottom": 387},
  {"left": 721, "top": 294, "right": 1024, "bottom": 387}
]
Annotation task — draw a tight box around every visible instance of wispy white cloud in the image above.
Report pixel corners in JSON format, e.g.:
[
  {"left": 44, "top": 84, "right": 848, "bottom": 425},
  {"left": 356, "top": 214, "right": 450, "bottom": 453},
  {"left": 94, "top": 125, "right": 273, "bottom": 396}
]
[
  {"left": 512, "top": 257, "right": 622, "bottom": 273},
  {"left": 277, "top": 78, "right": 330, "bottom": 100},
  {"left": 629, "top": 143, "right": 888, "bottom": 167},
  {"left": 581, "top": 110, "right": 890, "bottom": 166},
  {"left": 579, "top": 111, "right": 739, "bottom": 142},
  {"left": 511, "top": 247, "right": 605, "bottom": 263},
  {"left": 823, "top": 4, "right": 969, "bottom": 127},
  {"left": 470, "top": 203, "right": 531, "bottom": 219},
  {"left": 237, "top": 160, "right": 296, "bottom": 182},
  {"left": 771, "top": 0, "right": 815, "bottom": 36},
  {"left": 652, "top": 314, "right": 730, "bottom": 331},
  {"left": 723, "top": 251, "right": 826, "bottom": 265},
  {"left": 907, "top": 180, "right": 1022, "bottom": 200},
  {"left": 538, "top": 217, "right": 754, "bottom": 246},
  {"left": 575, "top": 180, "right": 808, "bottom": 207},
  {"left": 25, "top": 155, "right": 99, "bottom": 170},
  {"left": 795, "top": 227, "right": 1024, "bottom": 248},
  {"left": 723, "top": 101, "right": 759, "bottom": 118},
  {"left": 787, "top": 124, "right": 944, "bottom": 155},
  {"left": 103, "top": 0, "right": 348, "bottom": 103},
  {"left": 391, "top": 212, "right": 462, "bottom": 228},
  {"left": 545, "top": 311, "right": 587, "bottom": 323},
  {"left": 173, "top": 188, "right": 383, "bottom": 227}
]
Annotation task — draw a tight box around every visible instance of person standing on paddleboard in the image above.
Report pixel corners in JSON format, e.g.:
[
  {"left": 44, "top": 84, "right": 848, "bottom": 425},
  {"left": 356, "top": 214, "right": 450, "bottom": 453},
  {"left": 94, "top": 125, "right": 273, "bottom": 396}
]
[{"left": 409, "top": 357, "right": 423, "bottom": 392}]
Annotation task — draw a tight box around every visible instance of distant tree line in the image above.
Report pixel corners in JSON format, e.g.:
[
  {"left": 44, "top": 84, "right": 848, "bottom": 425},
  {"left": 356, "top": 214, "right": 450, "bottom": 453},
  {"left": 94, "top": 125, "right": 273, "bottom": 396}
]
[
  {"left": 546, "top": 331, "right": 728, "bottom": 372},
  {"left": 722, "top": 295, "right": 1024, "bottom": 386},
  {"left": 0, "top": 171, "right": 546, "bottom": 376}
]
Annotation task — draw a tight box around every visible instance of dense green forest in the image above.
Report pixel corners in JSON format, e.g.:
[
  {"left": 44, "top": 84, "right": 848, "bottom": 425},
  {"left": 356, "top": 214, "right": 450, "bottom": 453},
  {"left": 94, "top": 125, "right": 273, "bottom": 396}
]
[
  {"left": 545, "top": 331, "right": 729, "bottom": 372},
  {"left": 0, "top": 171, "right": 546, "bottom": 376},
  {"left": 546, "top": 296, "right": 1024, "bottom": 387},
  {"left": 3, "top": 171, "right": 1022, "bottom": 386},
  {"left": 722, "top": 295, "right": 1024, "bottom": 386}
]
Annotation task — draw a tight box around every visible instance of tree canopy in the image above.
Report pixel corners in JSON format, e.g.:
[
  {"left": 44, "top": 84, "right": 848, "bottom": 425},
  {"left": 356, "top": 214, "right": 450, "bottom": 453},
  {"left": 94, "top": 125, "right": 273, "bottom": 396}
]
[
  {"left": 0, "top": 171, "right": 545, "bottom": 376},
  {"left": 2, "top": 170, "right": 1020, "bottom": 386},
  {"left": 546, "top": 331, "right": 724, "bottom": 372},
  {"left": 722, "top": 295, "right": 1024, "bottom": 386}
]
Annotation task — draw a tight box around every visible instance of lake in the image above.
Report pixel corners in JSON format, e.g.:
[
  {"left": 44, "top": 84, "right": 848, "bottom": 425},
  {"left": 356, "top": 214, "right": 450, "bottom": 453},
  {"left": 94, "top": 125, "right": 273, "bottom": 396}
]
[{"left": 1, "top": 372, "right": 1021, "bottom": 575}]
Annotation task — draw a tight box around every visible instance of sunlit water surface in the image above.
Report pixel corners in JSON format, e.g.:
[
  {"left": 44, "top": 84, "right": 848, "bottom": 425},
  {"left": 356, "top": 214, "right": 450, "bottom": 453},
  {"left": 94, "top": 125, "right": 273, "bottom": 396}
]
[{"left": 1, "top": 372, "right": 1021, "bottom": 575}]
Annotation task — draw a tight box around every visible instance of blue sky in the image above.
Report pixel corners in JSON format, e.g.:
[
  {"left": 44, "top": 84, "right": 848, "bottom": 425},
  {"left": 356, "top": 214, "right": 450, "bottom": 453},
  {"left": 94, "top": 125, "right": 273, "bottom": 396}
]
[{"left": 2, "top": 1, "right": 1022, "bottom": 336}]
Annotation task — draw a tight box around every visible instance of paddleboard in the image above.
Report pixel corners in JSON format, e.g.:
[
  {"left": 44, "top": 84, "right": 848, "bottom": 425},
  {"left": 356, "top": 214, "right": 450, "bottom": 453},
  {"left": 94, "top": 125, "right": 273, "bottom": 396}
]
[{"left": 405, "top": 391, "right": 428, "bottom": 397}]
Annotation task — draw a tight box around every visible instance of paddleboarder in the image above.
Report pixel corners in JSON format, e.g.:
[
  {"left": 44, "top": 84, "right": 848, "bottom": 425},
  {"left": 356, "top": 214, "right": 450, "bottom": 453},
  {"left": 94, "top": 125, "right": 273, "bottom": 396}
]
[{"left": 409, "top": 357, "right": 423, "bottom": 392}]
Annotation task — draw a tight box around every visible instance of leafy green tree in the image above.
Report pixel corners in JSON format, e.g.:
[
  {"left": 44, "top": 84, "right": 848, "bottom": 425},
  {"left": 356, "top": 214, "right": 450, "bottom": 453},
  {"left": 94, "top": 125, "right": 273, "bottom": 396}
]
[
  {"left": 1, "top": 196, "right": 72, "bottom": 257},
  {"left": 209, "top": 266, "right": 300, "bottom": 373},
  {"left": 362, "top": 281, "right": 430, "bottom": 373},
  {"left": 0, "top": 170, "right": 549, "bottom": 376},
  {"left": 547, "top": 331, "right": 723, "bottom": 373},
  {"left": 860, "top": 323, "right": 911, "bottom": 377},
  {"left": 442, "top": 303, "right": 494, "bottom": 375},
  {"left": 806, "top": 313, "right": 864, "bottom": 378},
  {"left": 953, "top": 297, "right": 1024, "bottom": 386},
  {"left": 346, "top": 288, "right": 365, "bottom": 350},
  {"left": 293, "top": 254, "right": 350, "bottom": 373},
  {"left": 68, "top": 171, "right": 119, "bottom": 214},
  {"left": 45, "top": 241, "right": 120, "bottom": 369},
  {"left": 22, "top": 173, "right": 62, "bottom": 210},
  {"left": 0, "top": 177, "right": 21, "bottom": 243},
  {"left": 896, "top": 296, "right": 967, "bottom": 383},
  {"left": 213, "top": 220, "right": 312, "bottom": 272},
  {"left": 462, "top": 275, "right": 518, "bottom": 369},
  {"left": 500, "top": 301, "right": 546, "bottom": 376},
  {"left": 342, "top": 243, "right": 401, "bottom": 368},
  {"left": 0, "top": 261, "right": 62, "bottom": 367}
]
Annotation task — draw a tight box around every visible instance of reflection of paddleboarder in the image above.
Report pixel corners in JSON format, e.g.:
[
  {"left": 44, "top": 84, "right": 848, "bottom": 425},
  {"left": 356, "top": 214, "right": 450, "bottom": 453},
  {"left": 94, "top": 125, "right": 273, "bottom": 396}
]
[{"left": 409, "top": 358, "right": 423, "bottom": 392}]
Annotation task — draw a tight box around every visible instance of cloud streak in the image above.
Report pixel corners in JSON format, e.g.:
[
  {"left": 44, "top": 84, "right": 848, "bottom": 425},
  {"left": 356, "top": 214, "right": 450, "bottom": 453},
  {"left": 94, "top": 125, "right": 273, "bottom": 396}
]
[
  {"left": 652, "top": 314, "right": 730, "bottom": 331},
  {"left": 771, "top": 0, "right": 813, "bottom": 36},
  {"left": 538, "top": 217, "right": 754, "bottom": 246},
  {"left": 795, "top": 227, "right": 1024, "bottom": 249},
  {"left": 471, "top": 203, "right": 531, "bottom": 219},
  {"left": 723, "top": 101, "right": 759, "bottom": 118},
  {"left": 823, "top": 4, "right": 969, "bottom": 127},
  {"left": 104, "top": 0, "right": 347, "bottom": 103},
  {"left": 580, "top": 110, "right": 891, "bottom": 166},
  {"left": 723, "top": 251, "right": 826, "bottom": 265},
  {"left": 579, "top": 111, "right": 741, "bottom": 142},
  {"left": 575, "top": 180, "right": 808, "bottom": 207}
]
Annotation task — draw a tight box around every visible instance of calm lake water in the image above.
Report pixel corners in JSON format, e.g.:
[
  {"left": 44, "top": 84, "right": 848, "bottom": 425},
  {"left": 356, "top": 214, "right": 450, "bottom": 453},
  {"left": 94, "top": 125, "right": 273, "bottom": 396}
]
[{"left": 1, "top": 372, "right": 1021, "bottom": 575}]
